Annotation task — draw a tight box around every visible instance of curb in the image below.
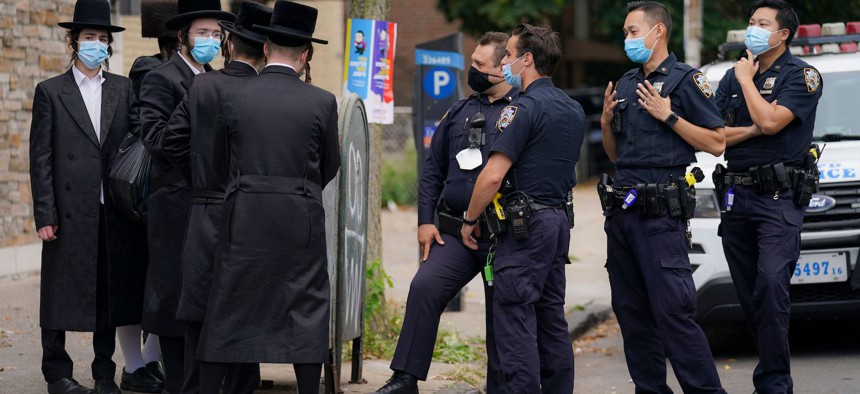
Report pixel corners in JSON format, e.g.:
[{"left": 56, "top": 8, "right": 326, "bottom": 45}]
[{"left": 566, "top": 302, "right": 613, "bottom": 340}]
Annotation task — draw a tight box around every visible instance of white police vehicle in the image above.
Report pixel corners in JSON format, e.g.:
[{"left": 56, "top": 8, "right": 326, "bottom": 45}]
[{"left": 690, "top": 22, "right": 860, "bottom": 325}]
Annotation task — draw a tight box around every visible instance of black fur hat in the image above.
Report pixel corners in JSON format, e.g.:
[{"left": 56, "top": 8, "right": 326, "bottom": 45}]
[{"left": 141, "top": 0, "right": 178, "bottom": 38}]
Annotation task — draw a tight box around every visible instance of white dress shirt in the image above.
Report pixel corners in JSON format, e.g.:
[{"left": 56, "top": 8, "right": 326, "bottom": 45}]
[
  {"left": 72, "top": 64, "right": 106, "bottom": 203},
  {"left": 178, "top": 51, "right": 204, "bottom": 75}
]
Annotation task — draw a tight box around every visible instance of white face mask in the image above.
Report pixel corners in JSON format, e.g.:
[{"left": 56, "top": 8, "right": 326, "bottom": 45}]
[{"left": 455, "top": 148, "right": 483, "bottom": 170}]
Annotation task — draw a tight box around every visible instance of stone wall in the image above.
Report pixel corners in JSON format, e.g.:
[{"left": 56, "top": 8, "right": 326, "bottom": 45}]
[{"left": 0, "top": 0, "right": 76, "bottom": 247}]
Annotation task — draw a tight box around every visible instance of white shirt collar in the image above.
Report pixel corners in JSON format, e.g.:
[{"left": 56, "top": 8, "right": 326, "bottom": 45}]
[
  {"left": 265, "top": 63, "right": 297, "bottom": 73},
  {"left": 177, "top": 51, "right": 204, "bottom": 75},
  {"left": 72, "top": 63, "right": 104, "bottom": 86}
]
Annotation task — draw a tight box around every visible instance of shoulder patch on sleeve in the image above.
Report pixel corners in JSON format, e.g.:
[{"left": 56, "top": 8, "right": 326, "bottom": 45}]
[
  {"left": 692, "top": 72, "right": 713, "bottom": 98},
  {"left": 804, "top": 68, "right": 821, "bottom": 92},
  {"left": 439, "top": 110, "right": 449, "bottom": 123},
  {"left": 496, "top": 105, "right": 518, "bottom": 132}
]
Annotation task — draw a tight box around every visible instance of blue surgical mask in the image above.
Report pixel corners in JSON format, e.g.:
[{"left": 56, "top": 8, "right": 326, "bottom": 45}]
[
  {"left": 502, "top": 55, "right": 526, "bottom": 89},
  {"left": 624, "top": 25, "right": 659, "bottom": 64},
  {"left": 77, "top": 40, "right": 109, "bottom": 70},
  {"left": 191, "top": 36, "right": 220, "bottom": 64},
  {"left": 745, "top": 26, "right": 782, "bottom": 56}
]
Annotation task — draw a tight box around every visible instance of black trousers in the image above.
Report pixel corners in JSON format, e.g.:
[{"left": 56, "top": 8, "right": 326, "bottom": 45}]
[
  {"left": 41, "top": 206, "right": 116, "bottom": 383},
  {"left": 184, "top": 321, "right": 260, "bottom": 394},
  {"left": 160, "top": 335, "right": 185, "bottom": 394}
]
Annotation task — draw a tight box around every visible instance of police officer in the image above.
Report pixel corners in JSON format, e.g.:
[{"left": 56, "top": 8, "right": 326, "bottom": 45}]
[
  {"left": 599, "top": 2, "right": 726, "bottom": 393},
  {"left": 160, "top": 2, "right": 271, "bottom": 392},
  {"left": 371, "top": 32, "right": 515, "bottom": 394},
  {"left": 715, "top": 1, "right": 823, "bottom": 392},
  {"left": 461, "top": 24, "right": 582, "bottom": 393}
]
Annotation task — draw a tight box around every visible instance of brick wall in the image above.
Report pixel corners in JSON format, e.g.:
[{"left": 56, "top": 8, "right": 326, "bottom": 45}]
[
  {"left": 389, "top": 0, "right": 477, "bottom": 106},
  {"left": 0, "top": 0, "right": 76, "bottom": 247}
]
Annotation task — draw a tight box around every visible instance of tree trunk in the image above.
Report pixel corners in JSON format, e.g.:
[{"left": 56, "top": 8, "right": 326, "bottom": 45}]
[{"left": 349, "top": 0, "right": 389, "bottom": 267}]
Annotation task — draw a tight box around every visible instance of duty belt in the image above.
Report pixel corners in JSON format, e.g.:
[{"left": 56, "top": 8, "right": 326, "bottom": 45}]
[{"left": 531, "top": 202, "right": 564, "bottom": 211}]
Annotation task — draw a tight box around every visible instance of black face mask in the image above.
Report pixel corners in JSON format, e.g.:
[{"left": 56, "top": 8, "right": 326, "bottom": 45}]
[{"left": 468, "top": 66, "right": 502, "bottom": 93}]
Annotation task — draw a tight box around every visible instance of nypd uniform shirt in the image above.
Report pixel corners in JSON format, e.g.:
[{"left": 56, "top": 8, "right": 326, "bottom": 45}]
[
  {"left": 418, "top": 89, "right": 518, "bottom": 225},
  {"left": 613, "top": 53, "right": 724, "bottom": 186},
  {"left": 716, "top": 49, "right": 823, "bottom": 172},
  {"left": 490, "top": 78, "right": 585, "bottom": 206}
]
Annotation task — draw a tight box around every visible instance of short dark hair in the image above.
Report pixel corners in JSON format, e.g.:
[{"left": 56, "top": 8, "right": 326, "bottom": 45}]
[
  {"left": 477, "top": 31, "right": 510, "bottom": 67},
  {"left": 66, "top": 28, "right": 114, "bottom": 71},
  {"left": 626, "top": 1, "right": 672, "bottom": 37},
  {"left": 228, "top": 33, "right": 264, "bottom": 61},
  {"left": 751, "top": 0, "right": 799, "bottom": 45},
  {"left": 510, "top": 24, "right": 562, "bottom": 77}
]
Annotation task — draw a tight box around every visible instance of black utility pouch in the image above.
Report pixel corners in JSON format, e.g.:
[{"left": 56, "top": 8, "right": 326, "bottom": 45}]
[
  {"left": 437, "top": 211, "right": 463, "bottom": 237},
  {"left": 793, "top": 170, "right": 819, "bottom": 208},
  {"left": 664, "top": 184, "right": 683, "bottom": 218},
  {"left": 645, "top": 184, "right": 662, "bottom": 216},
  {"left": 772, "top": 162, "right": 791, "bottom": 191},
  {"left": 682, "top": 186, "right": 697, "bottom": 220}
]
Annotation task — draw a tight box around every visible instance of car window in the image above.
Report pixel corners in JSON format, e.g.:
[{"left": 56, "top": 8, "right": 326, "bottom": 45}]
[{"left": 813, "top": 71, "right": 860, "bottom": 138}]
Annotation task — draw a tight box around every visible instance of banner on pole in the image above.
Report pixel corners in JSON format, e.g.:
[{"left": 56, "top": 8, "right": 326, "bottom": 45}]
[{"left": 343, "top": 19, "right": 397, "bottom": 124}]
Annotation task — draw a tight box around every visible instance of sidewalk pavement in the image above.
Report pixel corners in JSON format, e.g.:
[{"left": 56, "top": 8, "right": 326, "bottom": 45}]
[{"left": 0, "top": 182, "right": 611, "bottom": 393}]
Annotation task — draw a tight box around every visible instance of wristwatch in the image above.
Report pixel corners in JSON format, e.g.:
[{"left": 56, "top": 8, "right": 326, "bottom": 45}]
[
  {"left": 462, "top": 211, "right": 478, "bottom": 226},
  {"left": 664, "top": 112, "right": 679, "bottom": 128}
]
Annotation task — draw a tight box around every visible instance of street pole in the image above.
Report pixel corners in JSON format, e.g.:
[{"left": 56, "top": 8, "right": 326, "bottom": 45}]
[
  {"left": 684, "top": 0, "right": 703, "bottom": 68},
  {"left": 349, "top": 0, "right": 388, "bottom": 278}
]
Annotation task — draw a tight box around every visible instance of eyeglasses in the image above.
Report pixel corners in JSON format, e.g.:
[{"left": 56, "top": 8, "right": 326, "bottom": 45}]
[{"left": 188, "top": 30, "right": 223, "bottom": 40}]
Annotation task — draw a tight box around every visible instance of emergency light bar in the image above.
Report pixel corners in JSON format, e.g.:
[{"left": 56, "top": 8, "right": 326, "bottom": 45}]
[{"left": 718, "top": 22, "right": 860, "bottom": 59}]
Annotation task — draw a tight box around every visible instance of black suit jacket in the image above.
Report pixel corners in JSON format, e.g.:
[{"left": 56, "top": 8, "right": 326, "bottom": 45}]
[
  {"left": 159, "top": 60, "right": 259, "bottom": 323},
  {"left": 29, "top": 68, "right": 147, "bottom": 330}
]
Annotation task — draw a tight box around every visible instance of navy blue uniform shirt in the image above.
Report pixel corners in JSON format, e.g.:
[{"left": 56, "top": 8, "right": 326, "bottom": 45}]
[
  {"left": 418, "top": 89, "right": 518, "bottom": 225},
  {"left": 613, "top": 53, "right": 724, "bottom": 185},
  {"left": 490, "top": 78, "right": 584, "bottom": 206},
  {"left": 716, "top": 49, "right": 823, "bottom": 172}
]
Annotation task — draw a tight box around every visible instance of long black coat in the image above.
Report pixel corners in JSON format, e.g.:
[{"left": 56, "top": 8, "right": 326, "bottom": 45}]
[
  {"left": 161, "top": 61, "right": 259, "bottom": 323},
  {"left": 29, "top": 69, "right": 148, "bottom": 331},
  {"left": 198, "top": 66, "right": 341, "bottom": 363},
  {"left": 139, "top": 54, "right": 210, "bottom": 336}
]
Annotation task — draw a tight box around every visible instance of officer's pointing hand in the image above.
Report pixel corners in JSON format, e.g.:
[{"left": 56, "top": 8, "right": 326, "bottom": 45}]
[
  {"left": 734, "top": 49, "right": 760, "bottom": 83},
  {"left": 461, "top": 222, "right": 479, "bottom": 251},
  {"left": 637, "top": 81, "right": 672, "bottom": 122},
  {"left": 418, "top": 224, "right": 445, "bottom": 262},
  {"left": 600, "top": 81, "right": 619, "bottom": 128}
]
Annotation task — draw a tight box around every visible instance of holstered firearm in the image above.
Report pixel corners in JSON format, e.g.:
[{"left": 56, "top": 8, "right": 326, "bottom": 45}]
[
  {"left": 713, "top": 163, "right": 728, "bottom": 210},
  {"left": 794, "top": 144, "right": 822, "bottom": 207},
  {"left": 597, "top": 173, "right": 615, "bottom": 213}
]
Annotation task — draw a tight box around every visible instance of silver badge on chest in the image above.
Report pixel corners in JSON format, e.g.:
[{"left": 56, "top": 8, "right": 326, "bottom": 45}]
[
  {"left": 760, "top": 77, "right": 777, "bottom": 95},
  {"left": 653, "top": 81, "right": 664, "bottom": 95}
]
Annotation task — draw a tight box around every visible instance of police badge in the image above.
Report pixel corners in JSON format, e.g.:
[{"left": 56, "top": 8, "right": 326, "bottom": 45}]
[
  {"left": 653, "top": 82, "right": 664, "bottom": 95},
  {"left": 761, "top": 77, "right": 777, "bottom": 95},
  {"left": 497, "top": 105, "right": 518, "bottom": 132},
  {"left": 804, "top": 68, "right": 821, "bottom": 92},
  {"left": 692, "top": 73, "right": 713, "bottom": 98}
]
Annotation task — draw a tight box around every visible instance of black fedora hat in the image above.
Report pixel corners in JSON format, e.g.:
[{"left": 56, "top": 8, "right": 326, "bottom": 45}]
[
  {"left": 141, "top": 0, "right": 178, "bottom": 38},
  {"left": 58, "top": 0, "right": 125, "bottom": 33},
  {"left": 219, "top": 1, "right": 272, "bottom": 47},
  {"left": 164, "top": 0, "right": 235, "bottom": 31},
  {"left": 252, "top": 0, "right": 328, "bottom": 45}
]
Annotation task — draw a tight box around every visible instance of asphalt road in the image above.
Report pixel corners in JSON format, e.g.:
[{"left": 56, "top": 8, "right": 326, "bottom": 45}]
[{"left": 573, "top": 317, "right": 860, "bottom": 394}]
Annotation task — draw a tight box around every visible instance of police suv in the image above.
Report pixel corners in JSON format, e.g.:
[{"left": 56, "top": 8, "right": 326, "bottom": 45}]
[{"left": 691, "top": 22, "right": 860, "bottom": 324}]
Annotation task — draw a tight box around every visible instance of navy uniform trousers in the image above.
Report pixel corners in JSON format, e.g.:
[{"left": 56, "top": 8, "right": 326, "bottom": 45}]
[
  {"left": 720, "top": 186, "right": 803, "bottom": 393},
  {"left": 390, "top": 232, "right": 501, "bottom": 392},
  {"left": 492, "top": 209, "right": 573, "bottom": 393},
  {"left": 605, "top": 208, "right": 724, "bottom": 393}
]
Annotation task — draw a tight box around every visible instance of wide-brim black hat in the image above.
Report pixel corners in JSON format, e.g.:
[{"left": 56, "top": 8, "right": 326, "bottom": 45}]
[
  {"left": 252, "top": 0, "right": 328, "bottom": 45},
  {"left": 219, "top": 1, "right": 272, "bottom": 47},
  {"left": 58, "top": 0, "right": 125, "bottom": 33},
  {"left": 164, "top": 0, "right": 235, "bottom": 31},
  {"left": 141, "top": 0, "right": 178, "bottom": 38}
]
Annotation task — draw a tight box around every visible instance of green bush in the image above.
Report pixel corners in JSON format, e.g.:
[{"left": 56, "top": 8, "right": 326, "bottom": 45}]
[{"left": 381, "top": 144, "right": 418, "bottom": 206}]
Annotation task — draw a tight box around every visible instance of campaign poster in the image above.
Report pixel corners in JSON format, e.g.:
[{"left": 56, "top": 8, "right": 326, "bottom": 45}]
[{"left": 343, "top": 19, "right": 397, "bottom": 124}]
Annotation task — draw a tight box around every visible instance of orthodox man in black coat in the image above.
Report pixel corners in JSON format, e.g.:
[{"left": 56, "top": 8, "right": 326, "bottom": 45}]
[
  {"left": 28, "top": 1, "right": 146, "bottom": 393},
  {"left": 137, "top": 0, "right": 234, "bottom": 392},
  {"left": 128, "top": 0, "right": 179, "bottom": 99},
  {"left": 196, "top": 1, "right": 340, "bottom": 393},
  {"left": 160, "top": 2, "right": 272, "bottom": 392}
]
